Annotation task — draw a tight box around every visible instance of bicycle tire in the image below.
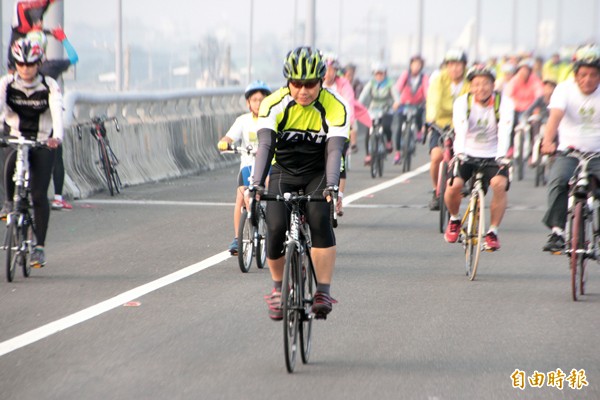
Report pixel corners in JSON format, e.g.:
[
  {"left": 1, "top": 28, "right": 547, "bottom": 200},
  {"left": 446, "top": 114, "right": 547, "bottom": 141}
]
[
  {"left": 299, "top": 249, "right": 315, "bottom": 364},
  {"left": 401, "top": 122, "right": 412, "bottom": 172},
  {"left": 369, "top": 133, "right": 379, "bottom": 179},
  {"left": 5, "top": 220, "right": 18, "bottom": 282},
  {"left": 22, "top": 218, "right": 34, "bottom": 278},
  {"left": 98, "top": 137, "right": 115, "bottom": 196},
  {"left": 255, "top": 203, "right": 267, "bottom": 269},
  {"left": 465, "top": 190, "right": 485, "bottom": 281},
  {"left": 377, "top": 136, "right": 385, "bottom": 177},
  {"left": 438, "top": 161, "right": 449, "bottom": 234},
  {"left": 570, "top": 202, "right": 587, "bottom": 301},
  {"left": 282, "top": 242, "right": 300, "bottom": 373},
  {"left": 109, "top": 147, "right": 122, "bottom": 194},
  {"left": 237, "top": 208, "right": 253, "bottom": 273}
]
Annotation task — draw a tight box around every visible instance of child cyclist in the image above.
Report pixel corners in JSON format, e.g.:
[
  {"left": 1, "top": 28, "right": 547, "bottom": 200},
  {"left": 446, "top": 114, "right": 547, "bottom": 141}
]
[{"left": 217, "top": 81, "right": 271, "bottom": 255}]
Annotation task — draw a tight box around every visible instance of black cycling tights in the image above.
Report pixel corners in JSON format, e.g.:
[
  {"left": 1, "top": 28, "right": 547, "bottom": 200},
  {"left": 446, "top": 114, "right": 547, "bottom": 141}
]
[
  {"left": 266, "top": 170, "right": 336, "bottom": 259},
  {"left": 4, "top": 147, "right": 55, "bottom": 246},
  {"left": 52, "top": 144, "right": 64, "bottom": 196}
]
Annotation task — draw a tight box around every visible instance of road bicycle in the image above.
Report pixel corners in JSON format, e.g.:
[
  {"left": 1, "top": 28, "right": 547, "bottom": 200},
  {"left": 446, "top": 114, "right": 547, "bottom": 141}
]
[
  {"left": 367, "top": 110, "right": 387, "bottom": 178},
  {"left": 430, "top": 123, "right": 454, "bottom": 234},
  {"left": 220, "top": 145, "right": 267, "bottom": 273},
  {"left": 452, "top": 157, "right": 507, "bottom": 281},
  {"left": 2, "top": 137, "right": 41, "bottom": 282},
  {"left": 563, "top": 150, "right": 600, "bottom": 301},
  {"left": 76, "top": 116, "right": 122, "bottom": 196},
  {"left": 258, "top": 189, "right": 337, "bottom": 373},
  {"left": 399, "top": 105, "right": 420, "bottom": 173},
  {"left": 528, "top": 115, "right": 550, "bottom": 187}
]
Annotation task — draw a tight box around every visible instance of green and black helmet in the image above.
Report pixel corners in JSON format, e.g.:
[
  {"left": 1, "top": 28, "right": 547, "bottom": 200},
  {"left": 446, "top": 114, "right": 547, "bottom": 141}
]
[{"left": 282, "top": 46, "right": 326, "bottom": 81}]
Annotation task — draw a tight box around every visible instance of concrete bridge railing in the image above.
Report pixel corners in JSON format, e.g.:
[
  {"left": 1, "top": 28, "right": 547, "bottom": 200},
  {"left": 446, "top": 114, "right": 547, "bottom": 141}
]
[{"left": 61, "top": 87, "right": 246, "bottom": 199}]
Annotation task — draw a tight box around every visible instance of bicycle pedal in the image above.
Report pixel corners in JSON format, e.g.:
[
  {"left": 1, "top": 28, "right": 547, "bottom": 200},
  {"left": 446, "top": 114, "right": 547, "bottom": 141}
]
[{"left": 31, "top": 262, "right": 45, "bottom": 269}]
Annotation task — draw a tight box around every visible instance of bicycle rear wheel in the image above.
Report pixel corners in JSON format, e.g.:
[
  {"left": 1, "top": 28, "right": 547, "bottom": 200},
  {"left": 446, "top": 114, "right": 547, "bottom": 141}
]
[
  {"left": 438, "top": 161, "right": 449, "bottom": 234},
  {"left": 570, "top": 202, "right": 588, "bottom": 301},
  {"left": 300, "top": 249, "right": 315, "bottom": 364},
  {"left": 98, "top": 138, "right": 115, "bottom": 196},
  {"left": 282, "top": 243, "right": 300, "bottom": 373},
  {"left": 465, "top": 190, "right": 485, "bottom": 281},
  {"left": 5, "top": 220, "right": 18, "bottom": 282},
  {"left": 255, "top": 203, "right": 267, "bottom": 269},
  {"left": 237, "top": 208, "right": 253, "bottom": 273}
]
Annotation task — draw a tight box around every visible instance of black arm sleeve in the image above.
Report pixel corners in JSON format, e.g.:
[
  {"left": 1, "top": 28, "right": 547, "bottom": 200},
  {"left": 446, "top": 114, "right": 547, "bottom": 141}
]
[
  {"left": 325, "top": 136, "right": 346, "bottom": 187},
  {"left": 252, "top": 128, "right": 276, "bottom": 186}
]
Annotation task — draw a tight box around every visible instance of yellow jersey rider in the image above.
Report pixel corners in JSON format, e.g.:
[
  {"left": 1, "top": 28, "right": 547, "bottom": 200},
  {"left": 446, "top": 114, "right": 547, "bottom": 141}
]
[
  {"left": 250, "top": 47, "right": 349, "bottom": 320},
  {"left": 425, "top": 48, "right": 470, "bottom": 210}
]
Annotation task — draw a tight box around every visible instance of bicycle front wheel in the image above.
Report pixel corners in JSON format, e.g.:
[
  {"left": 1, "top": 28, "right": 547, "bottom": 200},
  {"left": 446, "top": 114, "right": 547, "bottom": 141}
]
[
  {"left": 21, "top": 218, "right": 34, "bottom": 278},
  {"left": 369, "top": 134, "right": 379, "bottom": 179},
  {"left": 255, "top": 203, "right": 267, "bottom": 269},
  {"left": 438, "top": 161, "right": 449, "bottom": 234},
  {"left": 282, "top": 243, "right": 301, "bottom": 373},
  {"left": 465, "top": 190, "right": 485, "bottom": 281},
  {"left": 5, "top": 220, "right": 18, "bottom": 282},
  {"left": 300, "top": 249, "right": 316, "bottom": 364},
  {"left": 98, "top": 138, "right": 115, "bottom": 196},
  {"left": 570, "top": 202, "right": 588, "bottom": 301},
  {"left": 237, "top": 209, "right": 253, "bottom": 273},
  {"left": 401, "top": 125, "right": 412, "bottom": 172}
]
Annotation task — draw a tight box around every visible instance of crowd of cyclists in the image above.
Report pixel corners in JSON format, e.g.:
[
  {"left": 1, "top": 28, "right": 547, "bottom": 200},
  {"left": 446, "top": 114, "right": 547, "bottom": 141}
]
[{"left": 218, "top": 40, "right": 600, "bottom": 321}]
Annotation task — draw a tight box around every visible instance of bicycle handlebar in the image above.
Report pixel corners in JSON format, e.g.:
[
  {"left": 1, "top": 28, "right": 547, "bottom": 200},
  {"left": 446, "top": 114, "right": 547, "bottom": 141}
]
[
  {"left": 75, "top": 116, "right": 120, "bottom": 140},
  {"left": 220, "top": 144, "right": 257, "bottom": 155},
  {"left": 0, "top": 135, "right": 47, "bottom": 148},
  {"left": 255, "top": 190, "right": 338, "bottom": 227}
]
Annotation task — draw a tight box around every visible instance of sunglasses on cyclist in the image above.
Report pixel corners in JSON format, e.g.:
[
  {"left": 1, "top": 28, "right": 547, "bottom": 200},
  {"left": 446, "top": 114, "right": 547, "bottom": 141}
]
[
  {"left": 15, "top": 61, "right": 38, "bottom": 68},
  {"left": 289, "top": 79, "right": 321, "bottom": 89}
]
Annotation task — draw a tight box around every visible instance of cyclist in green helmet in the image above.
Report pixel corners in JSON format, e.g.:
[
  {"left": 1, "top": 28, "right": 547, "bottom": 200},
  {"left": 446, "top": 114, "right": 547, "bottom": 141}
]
[{"left": 249, "top": 46, "right": 349, "bottom": 321}]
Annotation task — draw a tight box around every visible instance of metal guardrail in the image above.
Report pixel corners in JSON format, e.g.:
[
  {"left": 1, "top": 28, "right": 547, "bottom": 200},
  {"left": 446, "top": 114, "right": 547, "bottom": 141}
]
[{"left": 61, "top": 87, "right": 246, "bottom": 199}]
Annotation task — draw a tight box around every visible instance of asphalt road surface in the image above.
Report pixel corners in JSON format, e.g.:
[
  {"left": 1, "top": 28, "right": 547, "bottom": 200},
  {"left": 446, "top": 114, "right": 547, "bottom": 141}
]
[{"left": 0, "top": 143, "right": 598, "bottom": 400}]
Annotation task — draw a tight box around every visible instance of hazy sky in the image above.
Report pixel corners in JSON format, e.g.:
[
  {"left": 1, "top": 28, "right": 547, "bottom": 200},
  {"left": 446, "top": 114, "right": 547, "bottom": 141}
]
[
  {"left": 2, "top": 0, "right": 599, "bottom": 88},
  {"left": 58, "top": 0, "right": 598, "bottom": 53}
]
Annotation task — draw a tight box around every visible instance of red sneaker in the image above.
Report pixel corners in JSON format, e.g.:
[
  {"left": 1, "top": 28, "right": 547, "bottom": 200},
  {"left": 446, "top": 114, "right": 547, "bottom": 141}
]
[
  {"left": 485, "top": 232, "right": 501, "bottom": 251},
  {"left": 444, "top": 219, "right": 461, "bottom": 243}
]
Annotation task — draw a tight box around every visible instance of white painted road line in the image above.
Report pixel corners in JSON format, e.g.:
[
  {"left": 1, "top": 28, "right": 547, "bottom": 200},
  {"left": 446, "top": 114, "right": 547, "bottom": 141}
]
[
  {"left": 0, "top": 252, "right": 231, "bottom": 357},
  {"left": 0, "top": 164, "right": 430, "bottom": 357}
]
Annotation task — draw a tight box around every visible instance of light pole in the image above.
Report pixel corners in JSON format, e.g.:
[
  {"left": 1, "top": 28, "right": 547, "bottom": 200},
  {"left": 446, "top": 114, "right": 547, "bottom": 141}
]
[
  {"left": 417, "top": 0, "right": 424, "bottom": 56},
  {"left": 116, "top": 0, "right": 123, "bottom": 91},
  {"left": 248, "top": 0, "right": 254, "bottom": 83},
  {"left": 474, "top": 0, "right": 481, "bottom": 61},
  {"left": 305, "top": 0, "right": 316, "bottom": 48}
]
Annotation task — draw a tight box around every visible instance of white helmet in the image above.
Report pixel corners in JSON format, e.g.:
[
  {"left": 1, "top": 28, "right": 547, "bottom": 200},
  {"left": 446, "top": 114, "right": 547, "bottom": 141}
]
[{"left": 371, "top": 62, "right": 387, "bottom": 73}]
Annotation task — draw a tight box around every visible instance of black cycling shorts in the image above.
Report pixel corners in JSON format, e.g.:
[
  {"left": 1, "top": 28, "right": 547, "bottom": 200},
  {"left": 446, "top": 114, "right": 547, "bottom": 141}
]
[
  {"left": 450, "top": 158, "right": 510, "bottom": 193},
  {"left": 265, "top": 168, "right": 335, "bottom": 259}
]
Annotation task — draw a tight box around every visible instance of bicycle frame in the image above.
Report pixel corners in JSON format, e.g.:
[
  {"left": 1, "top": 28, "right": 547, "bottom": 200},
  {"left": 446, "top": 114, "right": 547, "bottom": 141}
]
[
  {"left": 76, "top": 116, "right": 122, "bottom": 196},
  {"left": 260, "top": 191, "right": 335, "bottom": 372},
  {"left": 368, "top": 112, "right": 387, "bottom": 178},
  {"left": 564, "top": 150, "right": 600, "bottom": 300},
  {"left": 3, "top": 137, "right": 40, "bottom": 281}
]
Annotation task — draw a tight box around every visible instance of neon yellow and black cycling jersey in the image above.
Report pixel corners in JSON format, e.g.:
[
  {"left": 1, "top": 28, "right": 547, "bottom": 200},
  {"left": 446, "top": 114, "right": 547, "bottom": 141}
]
[{"left": 252, "top": 86, "right": 349, "bottom": 185}]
